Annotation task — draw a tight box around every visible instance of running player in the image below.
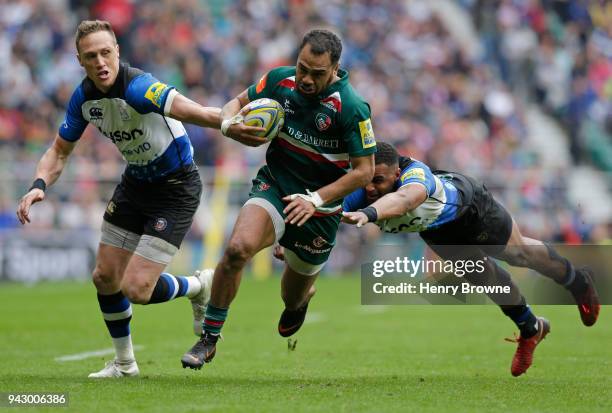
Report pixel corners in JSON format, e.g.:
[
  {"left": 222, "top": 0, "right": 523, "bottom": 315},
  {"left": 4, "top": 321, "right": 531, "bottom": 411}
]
[
  {"left": 342, "top": 141, "right": 600, "bottom": 376},
  {"left": 15, "top": 20, "right": 267, "bottom": 378},
  {"left": 181, "top": 29, "right": 376, "bottom": 369}
]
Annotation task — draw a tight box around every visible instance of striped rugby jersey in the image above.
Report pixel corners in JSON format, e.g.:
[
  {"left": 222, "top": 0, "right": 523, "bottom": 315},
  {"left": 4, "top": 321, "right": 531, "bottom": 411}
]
[
  {"left": 59, "top": 62, "right": 191, "bottom": 182},
  {"left": 343, "top": 157, "right": 461, "bottom": 232},
  {"left": 248, "top": 66, "right": 376, "bottom": 210}
]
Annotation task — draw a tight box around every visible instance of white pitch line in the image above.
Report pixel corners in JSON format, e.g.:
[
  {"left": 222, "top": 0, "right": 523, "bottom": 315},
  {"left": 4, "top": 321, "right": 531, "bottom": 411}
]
[{"left": 54, "top": 345, "right": 144, "bottom": 362}]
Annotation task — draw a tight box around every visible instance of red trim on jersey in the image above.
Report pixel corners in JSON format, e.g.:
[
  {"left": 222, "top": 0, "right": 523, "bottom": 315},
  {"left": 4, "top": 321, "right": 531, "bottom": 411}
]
[
  {"left": 321, "top": 96, "right": 342, "bottom": 112},
  {"left": 278, "top": 78, "right": 296, "bottom": 89},
  {"left": 256, "top": 73, "right": 268, "bottom": 93},
  {"left": 313, "top": 209, "right": 342, "bottom": 217},
  {"left": 277, "top": 138, "right": 350, "bottom": 169}
]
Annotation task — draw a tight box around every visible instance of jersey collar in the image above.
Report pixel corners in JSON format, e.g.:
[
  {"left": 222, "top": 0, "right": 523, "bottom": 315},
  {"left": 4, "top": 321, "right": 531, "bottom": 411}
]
[{"left": 84, "top": 61, "right": 128, "bottom": 99}]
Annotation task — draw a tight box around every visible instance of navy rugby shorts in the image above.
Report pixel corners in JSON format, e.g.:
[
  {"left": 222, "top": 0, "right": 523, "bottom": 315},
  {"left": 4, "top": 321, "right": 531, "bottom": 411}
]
[
  {"left": 103, "top": 164, "right": 202, "bottom": 248},
  {"left": 420, "top": 172, "right": 513, "bottom": 258}
]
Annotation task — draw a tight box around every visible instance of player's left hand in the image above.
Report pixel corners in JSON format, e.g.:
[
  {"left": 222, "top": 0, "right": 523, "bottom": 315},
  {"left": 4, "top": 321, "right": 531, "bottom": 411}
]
[
  {"left": 341, "top": 211, "right": 368, "bottom": 227},
  {"left": 282, "top": 194, "right": 316, "bottom": 226}
]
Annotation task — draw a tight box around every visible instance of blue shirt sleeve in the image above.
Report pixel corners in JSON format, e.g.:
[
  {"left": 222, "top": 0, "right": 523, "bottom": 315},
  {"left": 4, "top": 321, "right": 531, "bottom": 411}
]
[
  {"left": 58, "top": 85, "right": 87, "bottom": 142},
  {"left": 343, "top": 188, "right": 368, "bottom": 212},
  {"left": 398, "top": 161, "right": 436, "bottom": 196},
  {"left": 125, "top": 73, "right": 175, "bottom": 115}
]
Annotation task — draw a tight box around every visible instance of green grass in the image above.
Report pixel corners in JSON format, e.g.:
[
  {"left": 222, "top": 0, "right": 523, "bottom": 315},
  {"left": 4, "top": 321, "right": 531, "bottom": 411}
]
[{"left": 0, "top": 276, "right": 610, "bottom": 412}]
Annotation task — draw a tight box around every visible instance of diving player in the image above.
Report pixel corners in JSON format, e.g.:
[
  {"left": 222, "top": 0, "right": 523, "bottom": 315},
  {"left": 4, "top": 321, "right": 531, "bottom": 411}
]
[{"left": 342, "top": 142, "right": 601, "bottom": 376}]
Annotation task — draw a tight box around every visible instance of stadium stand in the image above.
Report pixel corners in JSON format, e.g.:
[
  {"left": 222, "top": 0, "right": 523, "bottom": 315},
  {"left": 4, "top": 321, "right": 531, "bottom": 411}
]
[{"left": 1, "top": 0, "right": 610, "bottom": 280}]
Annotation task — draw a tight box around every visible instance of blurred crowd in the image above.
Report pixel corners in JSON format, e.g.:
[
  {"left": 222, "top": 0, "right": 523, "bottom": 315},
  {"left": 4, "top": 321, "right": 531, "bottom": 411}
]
[
  {"left": 0, "top": 0, "right": 609, "bottom": 245},
  {"left": 468, "top": 0, "right": 611, "bottom": 171}
]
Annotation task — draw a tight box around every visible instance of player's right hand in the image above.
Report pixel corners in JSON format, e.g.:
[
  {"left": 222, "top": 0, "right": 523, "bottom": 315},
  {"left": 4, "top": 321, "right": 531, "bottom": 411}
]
[
  {"left": 16, "top": 189, "right": 45, "bottom": 224},
  {"left": 226, "top": 123, "right": 268, "bottom": 147}
]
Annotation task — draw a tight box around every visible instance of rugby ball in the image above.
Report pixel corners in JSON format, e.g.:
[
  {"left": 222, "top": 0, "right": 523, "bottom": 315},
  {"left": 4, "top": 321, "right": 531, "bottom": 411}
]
[{"left": 243, "top": 98, "right": 285, "bottom": 140}]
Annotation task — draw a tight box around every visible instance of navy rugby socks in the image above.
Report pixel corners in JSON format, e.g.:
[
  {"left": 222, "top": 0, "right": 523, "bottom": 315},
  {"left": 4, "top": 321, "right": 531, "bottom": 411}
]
[
  {"left": 97, "top": 291, "right": 134, "bottom": 362},
  {"left": 544, "top": 243, "right": 588, "bottom": 294},
  {"left": 502, "top": 303, "right": 538, "bottom": 338},
  {"left": 147, "top": 273, "right": 199, "bottom": 304}
]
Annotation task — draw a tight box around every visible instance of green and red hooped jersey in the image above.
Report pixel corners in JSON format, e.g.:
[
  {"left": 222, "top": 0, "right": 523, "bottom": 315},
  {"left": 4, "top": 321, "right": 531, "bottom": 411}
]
[{"left": 247, "top": 66, "right": 376, "bottom": 210}]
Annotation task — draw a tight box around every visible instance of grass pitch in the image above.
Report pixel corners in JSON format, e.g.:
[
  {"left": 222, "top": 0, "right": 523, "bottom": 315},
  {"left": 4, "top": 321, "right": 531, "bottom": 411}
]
[{"left": 0, "top": 276, "right": 610, "bottom": 412}]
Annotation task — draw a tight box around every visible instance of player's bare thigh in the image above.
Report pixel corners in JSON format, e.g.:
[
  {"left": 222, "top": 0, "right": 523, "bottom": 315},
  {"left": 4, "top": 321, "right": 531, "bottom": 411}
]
[
  {"left": 495, "top": 218, "right": 543, "bottom": 266},
  {"left": 224, "top": 203, "right": 277, "bottom": 261}
]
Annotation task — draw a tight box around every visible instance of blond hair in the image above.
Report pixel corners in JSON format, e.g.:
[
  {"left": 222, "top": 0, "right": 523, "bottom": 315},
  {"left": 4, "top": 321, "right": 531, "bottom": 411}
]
[{"left": 75, "top": 20, "right": 117, "bottom": 52}]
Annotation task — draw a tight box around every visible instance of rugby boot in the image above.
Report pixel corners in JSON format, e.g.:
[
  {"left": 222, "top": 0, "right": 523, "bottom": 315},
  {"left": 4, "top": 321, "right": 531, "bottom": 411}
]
[
  {"left": 278, "top": 301, "right": 310, "bottom": 338},
  {"left": 88, "top": 359, "right": 139, "bottom": 378},
  {"left": 181, "top": 331, "right": 218, "bottom": 370},
  {"left": 190, "top": 269, "right": 214, "bottom": 336},
  {"left": 570, "top": 267, "right": 600, "bottom": 327},
  {"left": 506, "top": 317, "right": 550, "bottom": 377}
]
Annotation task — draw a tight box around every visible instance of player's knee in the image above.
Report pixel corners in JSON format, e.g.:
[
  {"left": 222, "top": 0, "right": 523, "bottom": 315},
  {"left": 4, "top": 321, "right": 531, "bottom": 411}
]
[
  {"left": 92, "top": 265, "right": 119, "bottom": 291},
  {"left": 222, "top": 240, "right": 256, "bottom": 270},
  {"left": 504, "top": 247, "right": 530, "bottom": 267},
  {"left": 121, "top": 281, "right": 154, "bottom": 304}
]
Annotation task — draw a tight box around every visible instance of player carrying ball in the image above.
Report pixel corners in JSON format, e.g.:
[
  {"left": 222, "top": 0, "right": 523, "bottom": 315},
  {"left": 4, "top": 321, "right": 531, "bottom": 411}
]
[{"left": 181, "top": 29, "right": 377, "bottom": 369}]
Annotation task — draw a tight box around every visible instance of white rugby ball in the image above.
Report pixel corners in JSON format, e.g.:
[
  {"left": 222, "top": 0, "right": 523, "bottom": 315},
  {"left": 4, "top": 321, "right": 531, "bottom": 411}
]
[{"left": 243, "top": 98, "right": 285, "bottom": 140}]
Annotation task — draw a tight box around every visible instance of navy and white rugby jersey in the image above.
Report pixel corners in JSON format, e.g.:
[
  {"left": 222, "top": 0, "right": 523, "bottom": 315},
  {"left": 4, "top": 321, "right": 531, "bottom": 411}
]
[
  {"left": 343, "top": 157, "right": 460, "bottom": 233},
  {"left": 59, "top": 62, "right": 192, "bottom": 182}
]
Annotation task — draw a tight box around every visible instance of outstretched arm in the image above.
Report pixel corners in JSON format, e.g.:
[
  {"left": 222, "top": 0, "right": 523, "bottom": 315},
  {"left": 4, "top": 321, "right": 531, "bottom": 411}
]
[
  {"left": 16, "top": 135, "right": 76, "bottom": 224},
  {"left": 283, "top": 154, "right": 375, "bottom": 226},
  {"left": 167, "top": 93, "right": 222, "bottom": 129},
  {"left": 342, "top": 184, "right": 427, "bottom": 227}
]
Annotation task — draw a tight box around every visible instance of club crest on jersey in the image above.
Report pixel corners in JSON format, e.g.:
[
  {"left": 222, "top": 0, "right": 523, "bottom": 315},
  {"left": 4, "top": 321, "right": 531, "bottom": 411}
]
[
  {"left": 145, "top": 82, "right": 169, "bottom": 108},
  {"left": 258, "top": 182, "right": 271, "bottom": 192},
  {"left": 312, "top": 236, "right": 327, "bottom": 248},
  {"left": 89, "top": 107, "right": 104, "bottom": 120},
  {"left": 315, "top": 113, "right": 332, "bottom": 131},
  {"left": 153, "top": 218, "right": 168, "bottom": 232}
]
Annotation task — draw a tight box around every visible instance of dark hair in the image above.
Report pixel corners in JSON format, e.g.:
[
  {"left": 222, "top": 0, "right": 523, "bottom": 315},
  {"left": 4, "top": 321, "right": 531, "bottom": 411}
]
[
  {"left": 75, "top": 20, "right": 117, "bottom": 52},
  {"left": 374, "top": 142, "right": 399, "bottom": 166},
  {"left": 299, "top": 29, "right": 342, "bottom": 64}
]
